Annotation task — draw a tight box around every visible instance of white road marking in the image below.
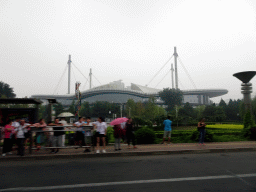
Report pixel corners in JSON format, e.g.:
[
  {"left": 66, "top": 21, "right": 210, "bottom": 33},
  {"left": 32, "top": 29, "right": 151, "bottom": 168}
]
[{"left": 1, "top": 173, "right": 256, "bottom": 191}]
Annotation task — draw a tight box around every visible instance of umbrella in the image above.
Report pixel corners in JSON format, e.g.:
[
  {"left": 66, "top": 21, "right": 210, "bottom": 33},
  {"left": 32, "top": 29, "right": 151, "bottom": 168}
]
[
  {"left": 110, "top": 117, "right": 128, "bottom": 125},
  {"left": 57, "top": 112, "right": 75, "bottom": 118}
]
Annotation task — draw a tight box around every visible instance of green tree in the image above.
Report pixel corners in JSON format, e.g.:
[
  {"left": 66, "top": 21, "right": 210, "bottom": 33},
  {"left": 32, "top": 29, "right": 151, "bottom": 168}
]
[
  {"left": 144, "top": 96, "right": 158, "bottom": 121},
  {"left": 68, "top": 100, "right": 76, "bottom": 115},
  {"left": 80, "top": 101, "right": 91, "bottom": 117},
  {"left": 195, "top": 105, "right": 205, "bottom": 120},
  {"left": 159, "top": 88, "right": 183, "bottom": 111},
  {"left": 54, "top": 103, "right": 64, "bottom": 117},
  {"left": 125, "top": 99, "right": 136, "bottom": 117},
  {"left": 214, "top": 106, "right": 226, "bottom": 122},
  {"left": 0, "top": 81, "right": 16, "bottom": 98},
  {"left": 203, "top": 104, "right": 216, "bottom": 121}
]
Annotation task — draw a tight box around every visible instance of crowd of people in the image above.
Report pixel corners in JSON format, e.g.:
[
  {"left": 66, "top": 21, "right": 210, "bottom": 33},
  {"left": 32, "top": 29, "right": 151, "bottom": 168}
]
[
  {"left": 1, "top": 115, "right": 206, "bottom": 157},
  {"left": 0, "top": 116, "right": 139, "bottom": 156}
]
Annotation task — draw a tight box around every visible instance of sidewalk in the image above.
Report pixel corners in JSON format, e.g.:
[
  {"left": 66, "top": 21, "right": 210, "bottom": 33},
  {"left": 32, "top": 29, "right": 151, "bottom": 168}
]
[{"left": 1, "top": 141, "right": 256, "bottom": 161}]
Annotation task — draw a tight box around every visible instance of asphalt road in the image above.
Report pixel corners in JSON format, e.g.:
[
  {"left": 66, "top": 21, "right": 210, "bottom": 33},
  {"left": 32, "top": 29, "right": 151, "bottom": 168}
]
[{"left": 0, "top": 152, "right": 256, "bottom": 192}]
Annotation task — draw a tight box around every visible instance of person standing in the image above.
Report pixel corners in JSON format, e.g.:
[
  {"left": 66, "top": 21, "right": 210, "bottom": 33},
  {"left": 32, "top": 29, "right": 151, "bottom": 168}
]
[
  {"left": 15, "top": 119, "right": 30, "bottom": 156},
  {"left": 11, "top": 117, "right": 20, "bottom": 151},
  {"left": 198, "top": 118, "right": 206, "bottom": 145},
  {"left": 48, "top": 118, "right": 64, "bottom": 153},
  {"left": 113, "top": 124, "right": 122, "bottom": 151},
  {"left": 125, "top": 118, "right": 137, "bottom": 149},
  {"left": 33, "top": 119, "right": 47, "bottom": 151},
  {"left": 59, "top": 118, "right": 68, "bottom": 147},
  {"left": 84, "top": 117, "right": 93, "bottom": 152},
  {"left": 73, "top": 117, "right": 86, "bottom": 148},
  {"left": 161, "top": 116, "right": 172, "bottom": 144},
  {"left": 95, "top": 117, "right": 107, "bottom": 153},
  {"left": 2, "top": 120, "right": 14, "bottom": 157}
]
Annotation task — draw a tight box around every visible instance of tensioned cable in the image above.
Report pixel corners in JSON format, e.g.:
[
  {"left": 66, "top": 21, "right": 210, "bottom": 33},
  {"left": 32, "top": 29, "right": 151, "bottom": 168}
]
[
  {"left": 71, "top": 62, "right": 89, "bottom": 82},
  {"left": 154, "top": 70, "right": 171, "bottom": 88},
  {"left": 93, "top": 74, "right": 102, "bottom": 85},
  {"left": 177, "top": 57, "right": 197, "bottom": 89},
  {"left": 146, "top": 55, "right": 174, "bottom": 86},
  {"left": 71, "top": 65, "right": 77, "bottom": 82},
  {"left": 82, "top": 76, "right": 89, "bottom": 90},
  {"left": 178, "top": 78, "right": 186, "bottom": 90},
  {"left": 53, "top": 65, "right": 68, "bottom": 95}
]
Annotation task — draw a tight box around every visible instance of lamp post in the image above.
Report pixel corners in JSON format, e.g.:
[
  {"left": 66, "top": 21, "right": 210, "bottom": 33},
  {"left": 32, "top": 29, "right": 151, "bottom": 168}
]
[{"left": 233, "top": 71, "right": 256, "bottom": 114}]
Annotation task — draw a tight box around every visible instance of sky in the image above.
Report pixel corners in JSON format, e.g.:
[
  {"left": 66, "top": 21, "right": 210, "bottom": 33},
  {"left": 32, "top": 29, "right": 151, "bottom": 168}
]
[{"left": 1, "top": 0, "right": 256, "bottom": 104}]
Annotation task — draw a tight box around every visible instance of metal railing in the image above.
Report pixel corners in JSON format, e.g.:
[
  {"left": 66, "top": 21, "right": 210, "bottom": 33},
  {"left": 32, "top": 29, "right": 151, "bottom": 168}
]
[{"left": 29, "top": 125, "right": 94, "bottom": 154}]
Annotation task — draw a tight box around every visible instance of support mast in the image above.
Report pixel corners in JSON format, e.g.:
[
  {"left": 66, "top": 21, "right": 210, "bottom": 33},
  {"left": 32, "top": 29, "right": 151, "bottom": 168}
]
[
  {"left": 174, "top": 47, "right": 178, "bottom": 89},
  {"left": 68, "top": 55, "right": 71, "bottom": 94},
  {"left": 171, "top": 63, "right": 174, "bottom": 89},
  {"left": 89, "top": 68, "right": 92, "bottom": 89}
]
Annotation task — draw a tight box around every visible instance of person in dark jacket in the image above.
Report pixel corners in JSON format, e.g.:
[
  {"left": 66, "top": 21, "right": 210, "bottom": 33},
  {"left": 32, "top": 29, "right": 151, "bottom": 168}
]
[
  {"left": 125, "top": 118, "right": 137, "bottom": 149},
  {"left": 198, "top": 118, "right": 206, "bottom": 145},
  {"left": 113, "top": 124, "right": 122, "bottom": 151}
]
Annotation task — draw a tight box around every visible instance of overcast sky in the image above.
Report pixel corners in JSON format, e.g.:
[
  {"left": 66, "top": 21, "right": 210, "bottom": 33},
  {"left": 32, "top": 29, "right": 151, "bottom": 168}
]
[{"left": 1, "top": 0, "right": 256, "bottom": 103}]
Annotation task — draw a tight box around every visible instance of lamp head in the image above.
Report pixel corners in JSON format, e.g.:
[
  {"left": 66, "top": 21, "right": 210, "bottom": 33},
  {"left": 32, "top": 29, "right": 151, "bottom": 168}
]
[{"left": 233, "top": 71, "right": 256, "bottom": 83}]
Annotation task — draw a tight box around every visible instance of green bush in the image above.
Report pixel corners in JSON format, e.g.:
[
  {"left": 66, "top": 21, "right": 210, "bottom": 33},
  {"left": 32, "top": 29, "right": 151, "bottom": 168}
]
[
  {"left": 135, "top": 127, "right": 156, "bottom": 144},
  {"left": 190, "top": 129, "right": 214, "bottom": 142},
  {"left": 106, "top": 126, "right": 115, "bottom": 143}
]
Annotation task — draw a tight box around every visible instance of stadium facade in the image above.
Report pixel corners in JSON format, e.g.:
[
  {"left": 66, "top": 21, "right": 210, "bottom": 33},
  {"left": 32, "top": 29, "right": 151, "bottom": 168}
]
[{"left": 31, "top": 80, "right": 228, "bottom": 106}]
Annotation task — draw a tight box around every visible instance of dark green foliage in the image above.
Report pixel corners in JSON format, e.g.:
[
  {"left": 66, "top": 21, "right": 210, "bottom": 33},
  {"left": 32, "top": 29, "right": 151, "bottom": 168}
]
[
  {"left": 243, "top": 111, "right": 253, "bottom": 129},
  {"left": 159, "top": 88, "right": 183, "bottom": 111},
  {"left": 54, "top": 103, "right": 64, "bottom": 117},
  {"left": 135, "top": 127, "right": 156, "bottom": 144},
  {"left": 190, "top": 130, "right": 213, "bottom": 142},
  {"left": 0, "top": 81, "right": 16, "bottom": 98}
]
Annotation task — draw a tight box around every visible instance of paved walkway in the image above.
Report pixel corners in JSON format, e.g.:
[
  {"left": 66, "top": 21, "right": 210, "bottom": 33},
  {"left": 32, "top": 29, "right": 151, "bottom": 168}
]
[{"left": 1, "top": 141, "right": 256, "bottom": 161}]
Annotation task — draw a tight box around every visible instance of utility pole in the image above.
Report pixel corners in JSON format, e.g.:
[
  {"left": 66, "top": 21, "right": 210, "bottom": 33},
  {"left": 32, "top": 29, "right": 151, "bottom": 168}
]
[
  {"left": 171, "top": 63, "right": 174, "bottom": 89},
  {"left": 89, "top": 68, "right": 92, "bottom": 89},
  {"left": 174, "top": 47, "right": 178, "bottom": 89},
  {"left": 120, "top": 104, "right": 122, "bottom": 117},
  {"left": 67, "top": 55, "right": 71, "bottom": 94}
]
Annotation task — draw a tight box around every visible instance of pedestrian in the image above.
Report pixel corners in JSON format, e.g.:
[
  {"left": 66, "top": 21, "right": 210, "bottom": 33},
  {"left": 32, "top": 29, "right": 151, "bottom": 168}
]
[
  {"left": 84, "top": 117, "right": 93, "bottom": 152},
  {"left": 95, "top": 117, "right": 107, "bottom": 153},
  {"left": 11, "top": 117, "right": 21, "bottom": 151},
  {"left": 48, "top": 118, "right": 64, "bottom": 153},
  {"left": 125, "top": 118, "right": 137, "bottom": 149},
  {"left": 73, "top": 117, "right": 86, "bottom": 149},
  {"left": 198, "top": 118, "right": 206, "bottom": 145},
  {"left": 15, "top": 119, "right": 30, "bottom": 156},
  {"left": 59, "top": 118, "right": 68, "bottom": 147},
  {"left": 33, "top": 119, "right": 47, "bottom": 151},
  {"left": 113, "top": 124, "right": 122, "bottom": 151},
  {"left": 2, "top": 120, "right": 14, "bottom": 157},
  {"left": 44, "top": 121, "right": 54, "bottom": 150},
  {"left": 161, "top": 116, "right": 172, "bottom": 144}
]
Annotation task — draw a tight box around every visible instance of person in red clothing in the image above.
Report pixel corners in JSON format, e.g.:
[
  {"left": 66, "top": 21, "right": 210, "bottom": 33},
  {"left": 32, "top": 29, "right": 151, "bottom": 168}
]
[{"left": 2, "top": 120, "right": 15, "bottom": 157}]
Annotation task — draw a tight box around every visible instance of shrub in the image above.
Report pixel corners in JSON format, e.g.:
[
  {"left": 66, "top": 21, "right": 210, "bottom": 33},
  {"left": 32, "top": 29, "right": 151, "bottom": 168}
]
[
  {"left": 190, "top": 129, "right": 213, "bottom": 142},
  {"left": 106, "top": 126, "right": 115, "bottom": 143},
  {"left": 206, "top": 124, "right": 243, "bottom": 129},
  {"left": 135, "top": 127, "right": 156, "bottom": 144}
]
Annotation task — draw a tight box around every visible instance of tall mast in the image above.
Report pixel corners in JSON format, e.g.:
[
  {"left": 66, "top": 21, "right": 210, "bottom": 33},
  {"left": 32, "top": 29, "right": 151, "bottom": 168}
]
[
  {"left": 171, "top": 63, "right": 174, "bottom": 89},
  {"left": 174, "top": 47, "right": 178, "bottom": 89},
  {"left": 67, "top": 55, "right": 71, "bottom": 94},
  {"left": 89, "top": 68, "right": 92, "bottom": 89}
]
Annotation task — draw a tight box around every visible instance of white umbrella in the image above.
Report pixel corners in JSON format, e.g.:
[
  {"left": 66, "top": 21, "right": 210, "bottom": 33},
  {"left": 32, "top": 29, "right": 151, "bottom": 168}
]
[{"left": 57, "top": 112, "right": 75, "bottom": 118}]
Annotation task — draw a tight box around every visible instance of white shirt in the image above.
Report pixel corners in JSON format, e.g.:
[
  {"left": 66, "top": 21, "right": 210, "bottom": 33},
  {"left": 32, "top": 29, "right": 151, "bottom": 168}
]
[
  {"left": 12, "top": 121, "right": 20, "bottom": 128},
  {"left": 95, "top": 121, "right": 107, "bottom": 134},
  {"left": 74, "top": 121, "right": 85, "bottom": 131},
  {"left": 15, "top": 124, "right": 29, "bottom": 138},
  {"left": 85, "top": 122, "right": 93, "bottom": 136}
]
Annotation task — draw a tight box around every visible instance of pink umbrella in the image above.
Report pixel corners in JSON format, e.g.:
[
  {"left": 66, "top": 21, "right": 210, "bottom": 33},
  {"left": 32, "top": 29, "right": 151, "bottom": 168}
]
[{"left": 110, "top": 117, "right": 128, "bottom": 125}]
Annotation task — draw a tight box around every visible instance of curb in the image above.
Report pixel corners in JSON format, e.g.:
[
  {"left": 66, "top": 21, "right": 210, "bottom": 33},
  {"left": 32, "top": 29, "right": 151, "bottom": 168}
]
[{"left": 0, "top": 147, "right": 255, "bottom": 162}]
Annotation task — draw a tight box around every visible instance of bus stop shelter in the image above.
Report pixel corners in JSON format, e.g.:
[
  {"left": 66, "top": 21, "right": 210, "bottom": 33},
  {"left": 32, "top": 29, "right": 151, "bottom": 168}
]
[{"left": 0, "top": 98, "right": 42, "bottom": 126}]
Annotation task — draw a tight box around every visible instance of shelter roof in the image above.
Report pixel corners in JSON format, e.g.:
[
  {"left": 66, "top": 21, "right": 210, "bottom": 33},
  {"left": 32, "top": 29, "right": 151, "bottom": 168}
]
[{"left": 0, "top": 98, "right": 42, "bottom": 104}]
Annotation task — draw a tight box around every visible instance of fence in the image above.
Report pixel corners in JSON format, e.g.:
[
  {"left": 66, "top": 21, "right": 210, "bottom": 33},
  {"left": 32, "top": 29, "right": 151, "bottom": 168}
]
[{"left": 28, "top": 125, "right": 94, "bottom": 154}]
